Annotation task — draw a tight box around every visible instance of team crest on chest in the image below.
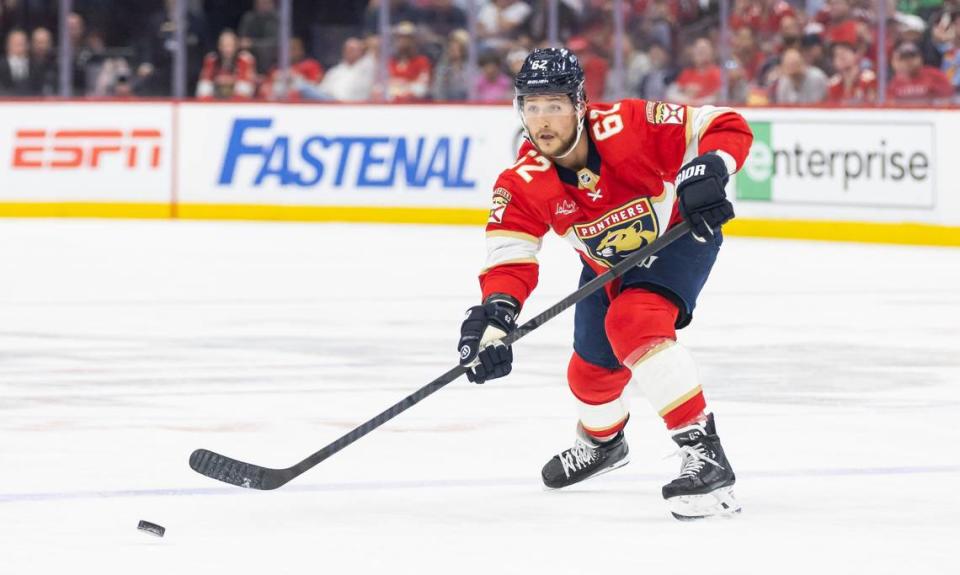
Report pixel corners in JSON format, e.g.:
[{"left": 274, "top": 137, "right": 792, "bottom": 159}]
[
  {"left": 576, "top": 168, "right": 603, "bottom": 202},
  {"left": 574, "top": 198, "right": 659, "bottom": 267}
]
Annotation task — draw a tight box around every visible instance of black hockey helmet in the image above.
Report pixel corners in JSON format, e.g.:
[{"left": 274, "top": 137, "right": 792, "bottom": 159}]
[
  {"left": 514, "top": 48, "right": 587, "bottom": 159},
  {"left": 514, "top": 48, "right": 586, "bottom": 104}
]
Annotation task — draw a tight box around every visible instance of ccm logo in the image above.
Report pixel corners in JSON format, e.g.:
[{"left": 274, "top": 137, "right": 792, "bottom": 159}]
[{"left": 13, "top": 129, "right": 163, "bottom": 169}]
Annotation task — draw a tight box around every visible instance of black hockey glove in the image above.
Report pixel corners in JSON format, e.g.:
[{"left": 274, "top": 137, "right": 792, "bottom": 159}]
[
  {"left": 458, "top": 294, "right": 519, "bottom": 384},
  {"left": 676, "top": 152, "right": 735, "bottom": 241}
]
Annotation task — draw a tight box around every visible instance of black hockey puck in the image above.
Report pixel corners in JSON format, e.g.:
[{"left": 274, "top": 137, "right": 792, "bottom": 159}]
[{"left": 137, "top": 520, "right": 165, "bottom": 537}]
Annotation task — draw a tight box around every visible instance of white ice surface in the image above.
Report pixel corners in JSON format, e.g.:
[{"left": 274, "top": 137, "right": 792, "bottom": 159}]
[{"left": 1, "top": 219, "right": 959, "bottom": 574}]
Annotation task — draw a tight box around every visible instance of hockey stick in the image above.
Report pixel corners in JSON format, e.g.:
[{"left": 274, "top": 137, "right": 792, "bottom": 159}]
[{"left": 189, "top": 221, "right": 692, "bottom": 490}]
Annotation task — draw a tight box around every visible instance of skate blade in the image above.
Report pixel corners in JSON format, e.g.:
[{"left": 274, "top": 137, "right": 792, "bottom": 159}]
[
  {"left": 543, "top": 456, "right": 630, "bottom": 491},
  {"left": 667, "top": 486, "right": 741, "bottom": 521}
]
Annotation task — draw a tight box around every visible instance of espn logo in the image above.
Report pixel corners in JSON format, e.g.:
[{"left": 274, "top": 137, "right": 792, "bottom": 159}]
[{"left": 12, "top": 129, "right": 163, "bottom": 169}]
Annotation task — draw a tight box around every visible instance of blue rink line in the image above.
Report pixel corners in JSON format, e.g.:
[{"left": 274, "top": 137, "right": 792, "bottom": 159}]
[{"left": 2, "top": 464, "right": 960, "bottom": 504}]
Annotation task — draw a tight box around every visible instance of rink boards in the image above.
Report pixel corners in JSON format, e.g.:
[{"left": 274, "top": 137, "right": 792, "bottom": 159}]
[{"left": 0, "top": 100, "right": 957, "bottom": 246}]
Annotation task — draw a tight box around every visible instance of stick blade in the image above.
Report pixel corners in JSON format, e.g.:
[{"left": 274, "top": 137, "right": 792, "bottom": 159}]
[{"left": 189, "top": 448, "right": 275, "bottom": 490}]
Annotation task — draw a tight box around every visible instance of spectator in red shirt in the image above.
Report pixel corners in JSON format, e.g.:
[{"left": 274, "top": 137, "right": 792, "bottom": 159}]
[
  {"left": 825, "top": 18, "right": 861, "bottom": 49},
  {"left": 820, "top": 0, "right": 857, "bottom": 44},
  {"left": 387, "top": 21, "right": 432, "bottom": 102},
  {"left": 887, "top": 41, "right": 954, "bottom": 104},
  {"left": 826, "top": 42, "right": 876, "bottom": 104},
  {"left": 568, "top": 36, "right": 608, "bottom": 102},
  {"left": 196, "top": 29, "right": 257, "bottom": 99},
  {"left": 732, "top": 27, "right": 766, "bottom": 83},
  {"left": 259, "top": 37, "right": 324, "bottom": 100},
  {"left": 667, "top": 37, "right": 722, "bottom": 104},
  {"left": 729, "top": 0, "right": 795, "bottom": 44}
]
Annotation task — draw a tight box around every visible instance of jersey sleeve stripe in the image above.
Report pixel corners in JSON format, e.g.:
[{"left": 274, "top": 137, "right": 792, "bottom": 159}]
[
  {"left": 482, "top": 235, "right": 542, "bottom": 272},
  {"left": 486, "top": 229, "right": 542, "bottom": 244},
  {"left": 693, "top": 105, "right": 753, "bottom": 172},
  {"left": 694, "top": 106, "right": 736, "bottom": 141},
  {"left": 683, "top": 105, "right": 738, "bottom": 165}
]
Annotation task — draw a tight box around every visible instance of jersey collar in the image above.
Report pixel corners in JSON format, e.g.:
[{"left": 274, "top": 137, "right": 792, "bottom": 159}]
[{"left": 555, "top": 132, "right": 602, "bottom": 187}]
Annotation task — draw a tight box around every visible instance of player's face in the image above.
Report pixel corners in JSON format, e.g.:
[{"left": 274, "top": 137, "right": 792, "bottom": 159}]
[{"left": 521, "top": 95, "right": 578, "bottom": 157}]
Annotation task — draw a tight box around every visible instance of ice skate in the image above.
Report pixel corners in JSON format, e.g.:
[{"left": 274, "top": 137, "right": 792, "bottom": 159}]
[
  {"left": 662, "top": 413, "right": 740, "bottom": 520},
  {"left": 542, "top": 424, "right": 629, "bottom": 489}
]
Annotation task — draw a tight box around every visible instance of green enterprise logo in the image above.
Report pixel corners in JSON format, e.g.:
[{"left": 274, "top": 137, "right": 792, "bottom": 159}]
[{"left": 735, "top": 121, "right": 772, "bottom": 201}]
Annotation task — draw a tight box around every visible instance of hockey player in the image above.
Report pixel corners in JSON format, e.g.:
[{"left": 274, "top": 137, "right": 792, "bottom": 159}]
[{"left": 456, "top": 48, "right": 753, "bottom": 520}]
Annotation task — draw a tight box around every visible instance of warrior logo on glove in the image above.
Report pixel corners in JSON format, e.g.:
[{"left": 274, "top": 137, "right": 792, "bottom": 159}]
[
  {"left": 676, "top": 153, "right": 735, "bottom": 241},
  {"left": 675, "top": 164, "right": 706, "bottom": 185}
]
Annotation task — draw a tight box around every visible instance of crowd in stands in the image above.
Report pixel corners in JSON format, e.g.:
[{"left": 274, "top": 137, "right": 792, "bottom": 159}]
[{"left": 1, "top": 0, "right": 958, "bottom": 105}]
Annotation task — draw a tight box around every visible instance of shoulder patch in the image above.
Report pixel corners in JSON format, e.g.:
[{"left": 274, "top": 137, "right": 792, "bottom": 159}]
[
  {"left": 645, "top": 100, "right": 657, "bottom": 123},
  {"left": 489, "top": 187, "right": 512, "bottom": 224},
  {"left": 648, "top": 102, "right": 685, "bottom": 125}
]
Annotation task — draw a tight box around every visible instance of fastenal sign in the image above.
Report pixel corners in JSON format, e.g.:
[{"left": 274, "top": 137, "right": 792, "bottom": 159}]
[
  {"left": 216, "top": 118, "right": 475, "bottom": 189},
  {"left": 0, "top": 103, "right": 171, "bottom": 203},
  {"left": 735, "top": 119, "right": 935, "bottom": 209},
  {"left": 176, "top": 103, "right": 518, "bottom": 208}
]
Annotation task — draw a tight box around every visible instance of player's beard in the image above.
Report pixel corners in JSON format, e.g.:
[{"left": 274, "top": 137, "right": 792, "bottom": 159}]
[{"left": 531, "top": 126, "right": 578, "bottom": 159}]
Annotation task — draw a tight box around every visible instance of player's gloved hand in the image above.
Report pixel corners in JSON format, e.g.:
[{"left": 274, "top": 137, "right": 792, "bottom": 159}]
[
  {"left": 458, "top": 295, "right": 519, "bottom": 384},
  {"left": 676, "top": 152, "right": 735, "bottom": 242}
]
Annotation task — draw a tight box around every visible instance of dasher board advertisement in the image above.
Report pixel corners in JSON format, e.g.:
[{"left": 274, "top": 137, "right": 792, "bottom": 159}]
[
  {"left": 176, "top": 103, "right": 520, "bottom": 208},
  {"left": 0, "top": 103, "right": 172, "bottom": 203},
  {"left": 736, "top": 116, "right": 935, "bottom": 209}
]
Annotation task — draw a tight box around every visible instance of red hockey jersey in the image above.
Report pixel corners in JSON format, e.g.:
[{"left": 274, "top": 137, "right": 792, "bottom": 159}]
[{"left": 480, "top": 99, "right": 753, "bottom": 306}]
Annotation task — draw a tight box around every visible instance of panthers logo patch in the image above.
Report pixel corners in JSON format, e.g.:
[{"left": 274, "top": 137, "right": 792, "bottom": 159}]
[
  {"left": 574, "top": 198, "right": 659, "bottom": 267},
  {"left": 488, "top": 187, "right": 512, "bottom": 224}
]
